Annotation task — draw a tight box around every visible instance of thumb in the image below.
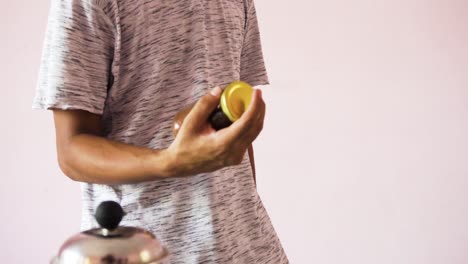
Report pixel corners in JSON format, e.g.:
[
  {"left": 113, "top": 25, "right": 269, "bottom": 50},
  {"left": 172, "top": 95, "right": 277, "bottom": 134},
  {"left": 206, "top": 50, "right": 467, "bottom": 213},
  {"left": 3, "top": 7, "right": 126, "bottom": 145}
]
[{"left": 182, "top": 86, "right": 222, "bottom": 132}]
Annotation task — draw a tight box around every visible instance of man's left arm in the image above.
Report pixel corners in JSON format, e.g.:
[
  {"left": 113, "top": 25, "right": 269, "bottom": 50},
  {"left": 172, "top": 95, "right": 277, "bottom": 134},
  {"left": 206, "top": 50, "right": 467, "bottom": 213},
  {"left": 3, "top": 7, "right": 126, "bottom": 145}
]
[{"left": 248, "top": 144, "right": 256, "bottom": 186}]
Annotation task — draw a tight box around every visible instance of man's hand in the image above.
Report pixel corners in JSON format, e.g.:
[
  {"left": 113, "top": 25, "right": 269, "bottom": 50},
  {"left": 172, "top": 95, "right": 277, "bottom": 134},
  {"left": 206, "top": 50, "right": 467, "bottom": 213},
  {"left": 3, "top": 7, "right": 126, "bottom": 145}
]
[{"left": 166, "top": 86, "right": 266, "bottom": 177}]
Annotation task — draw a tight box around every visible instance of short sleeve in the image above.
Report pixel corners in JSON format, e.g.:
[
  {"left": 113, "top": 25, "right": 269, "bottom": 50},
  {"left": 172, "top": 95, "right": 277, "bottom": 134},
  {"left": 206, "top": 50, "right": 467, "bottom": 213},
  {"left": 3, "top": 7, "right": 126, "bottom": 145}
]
[
  {"left": 32, "top": 0, "right": 115, "bottom": 115},
  {"left": 240, "top": 0, "right": 270, "bottom": 87}
]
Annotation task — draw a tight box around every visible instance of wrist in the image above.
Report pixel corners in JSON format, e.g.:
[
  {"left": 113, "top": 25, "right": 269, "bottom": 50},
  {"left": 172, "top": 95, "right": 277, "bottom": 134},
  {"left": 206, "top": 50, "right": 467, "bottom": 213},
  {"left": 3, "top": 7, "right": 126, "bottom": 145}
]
[{"left": 148, "top": 148, "right": 177, "bottom": 179}]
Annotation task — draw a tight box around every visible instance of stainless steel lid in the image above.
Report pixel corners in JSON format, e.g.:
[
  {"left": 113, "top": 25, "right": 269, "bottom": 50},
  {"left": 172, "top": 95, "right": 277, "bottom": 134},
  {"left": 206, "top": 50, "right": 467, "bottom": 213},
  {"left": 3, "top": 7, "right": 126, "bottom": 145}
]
[{"left": 52, "top": 201, "right": 169, "bottom": 264}]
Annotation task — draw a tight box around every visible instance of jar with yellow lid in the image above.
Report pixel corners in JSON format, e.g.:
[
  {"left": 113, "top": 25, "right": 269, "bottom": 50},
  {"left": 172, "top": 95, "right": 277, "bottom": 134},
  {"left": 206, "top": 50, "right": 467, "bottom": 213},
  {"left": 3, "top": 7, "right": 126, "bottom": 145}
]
[{"left": 173, "top": 80, "right": 254, "bottom": 136}]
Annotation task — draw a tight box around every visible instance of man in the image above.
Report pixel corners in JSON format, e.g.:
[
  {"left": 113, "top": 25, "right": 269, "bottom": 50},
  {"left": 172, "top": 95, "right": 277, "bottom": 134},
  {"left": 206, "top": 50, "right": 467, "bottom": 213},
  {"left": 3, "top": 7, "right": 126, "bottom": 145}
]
[{"left": 33, "top": 0, "right": 289, "bottom": 263}]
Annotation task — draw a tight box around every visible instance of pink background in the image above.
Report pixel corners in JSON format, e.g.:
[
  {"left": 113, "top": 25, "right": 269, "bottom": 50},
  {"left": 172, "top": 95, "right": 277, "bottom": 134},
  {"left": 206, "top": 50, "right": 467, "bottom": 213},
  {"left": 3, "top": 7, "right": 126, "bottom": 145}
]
[{"left": 1, "top": 0, "right": 468, "bottom": 263}]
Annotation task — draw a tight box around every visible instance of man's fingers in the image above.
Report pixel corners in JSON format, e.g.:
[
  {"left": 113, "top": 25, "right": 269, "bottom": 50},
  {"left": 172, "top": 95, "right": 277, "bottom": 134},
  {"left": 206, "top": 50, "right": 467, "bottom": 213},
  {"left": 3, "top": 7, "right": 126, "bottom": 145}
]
[
  {"left": 238, "top": 96, "right": 266, "bottom": 144},
  {"left": 220, "top": 89, "right": 265, "bottom": 143},
  {"left": 182, "top": 86, "right": 222, "bottom": 132}
]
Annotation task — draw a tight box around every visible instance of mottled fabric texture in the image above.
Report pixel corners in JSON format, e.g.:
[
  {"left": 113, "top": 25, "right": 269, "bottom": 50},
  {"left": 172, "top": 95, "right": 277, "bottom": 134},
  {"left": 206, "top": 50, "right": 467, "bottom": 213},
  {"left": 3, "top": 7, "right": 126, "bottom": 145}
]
[{"left": 33, "top": 0, "right": 288, "bottom": 263}]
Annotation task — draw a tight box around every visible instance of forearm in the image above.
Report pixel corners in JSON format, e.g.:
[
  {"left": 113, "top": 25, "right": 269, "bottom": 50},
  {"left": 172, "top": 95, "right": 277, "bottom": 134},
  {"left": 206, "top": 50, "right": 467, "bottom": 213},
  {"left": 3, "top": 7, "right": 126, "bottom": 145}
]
[{"left": 58, "top": 133, "right": 172, "bottom": 184}]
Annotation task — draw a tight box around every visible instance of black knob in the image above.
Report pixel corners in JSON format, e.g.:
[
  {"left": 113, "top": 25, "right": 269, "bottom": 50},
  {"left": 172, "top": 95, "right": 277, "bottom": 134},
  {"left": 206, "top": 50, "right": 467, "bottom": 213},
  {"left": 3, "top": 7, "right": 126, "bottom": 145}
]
[
  {"left": 94, "top": 201, "right": 124, "bottom": 230},
  {"left": 209, "top": 108, "right": 233, "bottom": 130}
]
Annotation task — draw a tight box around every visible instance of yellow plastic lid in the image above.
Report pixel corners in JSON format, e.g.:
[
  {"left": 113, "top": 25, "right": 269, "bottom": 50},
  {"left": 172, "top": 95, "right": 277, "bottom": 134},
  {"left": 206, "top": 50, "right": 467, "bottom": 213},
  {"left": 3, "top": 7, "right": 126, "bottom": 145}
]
[{"left": 220, "top": 80, "right": 254, "bottom": 122}]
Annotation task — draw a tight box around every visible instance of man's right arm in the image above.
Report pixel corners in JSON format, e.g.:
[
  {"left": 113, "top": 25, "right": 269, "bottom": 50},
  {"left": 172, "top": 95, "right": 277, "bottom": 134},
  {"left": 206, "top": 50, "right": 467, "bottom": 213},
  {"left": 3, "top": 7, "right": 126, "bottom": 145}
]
[
  {"left": 53, "top": 109, "right": 172, "bottom": 184},
  {"left": 54, "top": 87, "right": 265, "bottom": 185}
]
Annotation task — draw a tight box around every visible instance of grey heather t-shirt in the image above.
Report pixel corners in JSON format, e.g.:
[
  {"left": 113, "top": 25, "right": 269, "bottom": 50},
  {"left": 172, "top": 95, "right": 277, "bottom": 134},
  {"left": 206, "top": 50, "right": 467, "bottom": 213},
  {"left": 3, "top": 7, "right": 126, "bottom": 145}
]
[{"left": 33, "top": 0, "right": 288, "bottom": 263}]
